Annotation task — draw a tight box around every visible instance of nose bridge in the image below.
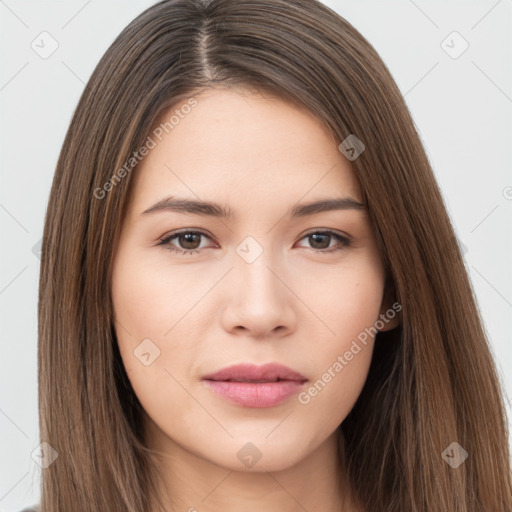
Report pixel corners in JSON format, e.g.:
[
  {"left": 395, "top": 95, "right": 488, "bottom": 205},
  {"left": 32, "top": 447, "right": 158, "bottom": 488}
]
[
  {"left": 234, "top": 234, "right": 287, "bottom": 305},
  {"left": 222, "top": 234, "right": 295, "bottom": 334}
]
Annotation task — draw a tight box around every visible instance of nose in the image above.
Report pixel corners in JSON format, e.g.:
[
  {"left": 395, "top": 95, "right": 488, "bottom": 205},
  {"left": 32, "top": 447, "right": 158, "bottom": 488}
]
[{"left": 220, "top": 249, "right": 297, "bottom": 339}]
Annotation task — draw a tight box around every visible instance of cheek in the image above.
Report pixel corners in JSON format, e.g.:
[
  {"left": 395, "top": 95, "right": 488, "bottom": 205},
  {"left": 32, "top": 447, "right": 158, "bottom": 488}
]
[
  {"left": 110, "top": 243, "right": 211, "bottom": 406},
  {"left": 111, "top": 241, "right": 223, "bottom": 340},
  {"left": 111, "top": 253, "right": 170, "bottom": 338},
  {"left": 111, "top": 244, "right": 202, "bottom": 370},
  {"left": 301, "top": 251, "right": 385, "bottom": 345},
  {"left": 110, "top": 246, "right": 180, "bottom": 388},
  {"left": 295, "top": 255, "right": 384, "bottom": 419},
  {"left": 110, "top": 252, "right": 195, "bottom": 437}
]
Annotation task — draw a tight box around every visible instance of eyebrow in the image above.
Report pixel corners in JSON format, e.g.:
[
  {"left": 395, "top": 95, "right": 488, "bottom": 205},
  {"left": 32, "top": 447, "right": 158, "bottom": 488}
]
[{"left": 141, "top": 195, "right": 366, "bottom": 218}]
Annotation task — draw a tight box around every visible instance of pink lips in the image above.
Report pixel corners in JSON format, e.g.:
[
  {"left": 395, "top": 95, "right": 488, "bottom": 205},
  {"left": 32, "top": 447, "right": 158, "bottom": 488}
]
[{"left": 202, "top": 363, "right": 308, "bottom": 408}]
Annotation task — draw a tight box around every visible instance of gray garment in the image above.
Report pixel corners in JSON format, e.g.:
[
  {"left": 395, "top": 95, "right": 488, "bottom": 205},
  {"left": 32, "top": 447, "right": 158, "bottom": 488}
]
[{"left": 20, "top": 507, "right": 39, "bottom": 512}]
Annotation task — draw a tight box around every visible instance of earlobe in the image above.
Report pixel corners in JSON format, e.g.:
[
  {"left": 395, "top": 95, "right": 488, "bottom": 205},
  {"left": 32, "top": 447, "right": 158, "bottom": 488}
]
[
  {"left": 377, "top": 304, "right": 401, "bottom": 331},
  {"left": 377, "top": 278, "right": 401, "bottom": 332}
]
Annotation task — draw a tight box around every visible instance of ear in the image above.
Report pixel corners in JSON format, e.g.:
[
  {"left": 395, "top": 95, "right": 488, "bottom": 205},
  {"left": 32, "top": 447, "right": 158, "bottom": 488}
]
[{"left": 377, "top": 275, "right": 401, "bottom": 332}]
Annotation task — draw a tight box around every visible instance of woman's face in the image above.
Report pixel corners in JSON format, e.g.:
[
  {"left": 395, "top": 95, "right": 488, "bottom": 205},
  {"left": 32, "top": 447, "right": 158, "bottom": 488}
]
[{"left": 111, "top": 87, "right": 396, "bottom": 472}]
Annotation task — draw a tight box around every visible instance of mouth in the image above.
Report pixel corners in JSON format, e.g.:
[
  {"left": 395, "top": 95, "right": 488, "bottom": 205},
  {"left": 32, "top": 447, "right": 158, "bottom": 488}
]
[
  {"left": 214, "top": 378, "right": 295, "bottom": 383},
  {"left": 202, "top": 363, "right": 308, "bottom": 408}
]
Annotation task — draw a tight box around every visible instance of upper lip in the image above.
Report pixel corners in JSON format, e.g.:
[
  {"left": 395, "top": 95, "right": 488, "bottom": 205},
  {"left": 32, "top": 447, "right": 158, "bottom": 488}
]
[{"left": 202, "top": 363, "right": 307, "bottom": 383}]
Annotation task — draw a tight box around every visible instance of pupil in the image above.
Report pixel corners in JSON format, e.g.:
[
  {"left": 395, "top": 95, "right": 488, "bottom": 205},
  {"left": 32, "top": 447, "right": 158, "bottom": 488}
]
[
  {"left": 181, "top": 233, "right": 199, "bottom": 249},
  {"left": 310, "top": 233, "right": 329, "bottom": 249}
]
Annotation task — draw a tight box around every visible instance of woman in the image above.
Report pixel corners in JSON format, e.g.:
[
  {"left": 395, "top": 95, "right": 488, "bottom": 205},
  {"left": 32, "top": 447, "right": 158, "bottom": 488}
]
[{"left": 31, "top": 0, "right": 512, "bottom": 511}]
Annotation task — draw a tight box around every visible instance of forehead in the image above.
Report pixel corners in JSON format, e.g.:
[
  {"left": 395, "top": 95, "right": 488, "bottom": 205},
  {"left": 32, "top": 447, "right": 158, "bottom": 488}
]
[{"left": 128, "top": 88, "right": 362, "bottom": 216}]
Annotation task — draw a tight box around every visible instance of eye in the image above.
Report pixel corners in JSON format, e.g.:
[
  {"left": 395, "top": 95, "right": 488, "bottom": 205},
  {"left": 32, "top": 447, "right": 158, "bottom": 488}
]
[
  {"left": 295, "top": 230, "right": 352, "bottom": 253},
  {"left": 157, "top": 229, "right": 351, "bottom": 256},
  {"left": 157, "top": 229, "right": 214, "bottom": 256}
]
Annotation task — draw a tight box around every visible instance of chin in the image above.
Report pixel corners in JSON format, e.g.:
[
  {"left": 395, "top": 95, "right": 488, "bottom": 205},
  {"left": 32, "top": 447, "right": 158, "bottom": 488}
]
[{"left": 201, "top": 435, "right": 313, "bottom": 473}]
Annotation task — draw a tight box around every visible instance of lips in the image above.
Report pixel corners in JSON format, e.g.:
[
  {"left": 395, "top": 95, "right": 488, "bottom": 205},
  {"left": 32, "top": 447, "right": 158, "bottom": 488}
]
[
  {"left": 202, "top": 363, "right": 307, "bottom": 383},
  {"left": 202, "top": 363, "right": 308, "bottom": 408}
]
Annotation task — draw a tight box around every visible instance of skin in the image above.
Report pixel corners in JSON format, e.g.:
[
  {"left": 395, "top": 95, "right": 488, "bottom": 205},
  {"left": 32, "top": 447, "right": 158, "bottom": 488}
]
[{"left": 111, "top": 87, "right": 398, "bottom": 512}]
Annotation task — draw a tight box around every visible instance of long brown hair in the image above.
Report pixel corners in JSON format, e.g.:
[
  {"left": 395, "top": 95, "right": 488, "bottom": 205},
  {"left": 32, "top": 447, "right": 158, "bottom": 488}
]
[{"left": 38, "top": 0, "right": 512, "bottom": 510}]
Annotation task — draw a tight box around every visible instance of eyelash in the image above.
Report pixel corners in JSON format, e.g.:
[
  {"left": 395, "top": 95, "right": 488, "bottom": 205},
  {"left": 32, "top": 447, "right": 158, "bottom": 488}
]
[{"left": 157, "top": 229, "right": 352, "bottom": 256}]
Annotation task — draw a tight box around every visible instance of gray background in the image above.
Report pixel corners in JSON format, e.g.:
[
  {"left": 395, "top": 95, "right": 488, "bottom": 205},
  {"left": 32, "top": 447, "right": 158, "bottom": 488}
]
[{"left": 1, "top": 0, "right": 511, "bottom": 510}]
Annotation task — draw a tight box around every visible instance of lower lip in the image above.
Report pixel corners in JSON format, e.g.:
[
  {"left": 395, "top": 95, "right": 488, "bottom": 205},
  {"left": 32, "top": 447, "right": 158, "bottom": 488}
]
[{"left": 203, "top": 380, "right": 306, "bottom": 408}]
